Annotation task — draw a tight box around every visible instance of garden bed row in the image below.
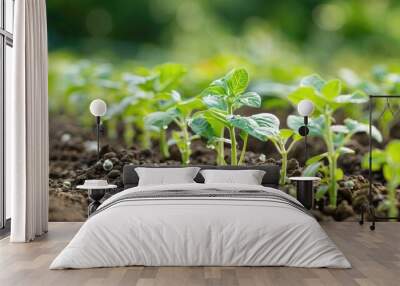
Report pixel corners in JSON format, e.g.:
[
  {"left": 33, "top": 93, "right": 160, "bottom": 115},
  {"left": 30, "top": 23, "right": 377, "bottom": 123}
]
[{"left": 48, "top": 129, "right": 395, "bottom": 222}]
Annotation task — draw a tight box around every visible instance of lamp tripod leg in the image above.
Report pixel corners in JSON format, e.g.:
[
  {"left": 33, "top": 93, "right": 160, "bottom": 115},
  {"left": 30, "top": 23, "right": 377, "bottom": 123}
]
[
  {"left": 305, "top": 133, "right": 308, "bottom": 164},
  {"left": 96, "top": 116, "right": 100, "bottom": 161},
  {"left": 370, "top": 205, "right": 376, "bottom": 231},
  {"left": 304, "top": 116, "right": 308, "bottom": 164},
  {"left": 359, "top": 204, "right": 364, "bottom": 225}
]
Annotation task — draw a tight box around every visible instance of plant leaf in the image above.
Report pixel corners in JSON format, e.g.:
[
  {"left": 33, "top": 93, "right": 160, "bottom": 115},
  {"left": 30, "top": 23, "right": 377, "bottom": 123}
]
[
  {"left": 171, "top": 90, "right": 182, "bottom": 102},
  {"left": 302, "top": 162, "right": 322, "bottom": 176},
  {"left": 224, "top": 68, "right": 249, "bottom": 96},
  {"left": 235, "top": 92, "right": 261, "bottom": 108},
  {"left": 250, "top": 113, "right": 280, "bottom": 130},
  {"left": 201, "top": 85, "right": 226, "bottom": 97},
  {"left": 228, "top": 115, "right": 266, "bottom": 141},
  {"left": 96, "top": 79, "right": 122, "bottom": 90},
  {"left": 292, "top": 133, "right": 303, "bottom": 142},
  {"left": 361, "top": 149, "right": 386, "bottom": 171},
  {"left": 203, "top": 95, "right": 227, "bottom": 110},
  {"left": 386, "top": 140, "right": 400, "bottom": 165},
  {"left": 123, "top": 73, "right": 151, "bottom": 85},
  {"left": 331, "top": 125, "right": 349, "bottom": 134},
  {"left": 289, "top": 75, "right": 353, "bottom": 112},
  {"left": 189, "top": 116, "right": 218, "bottom": 140},
  {"left": 252, "top": 81, "right": 295, "bottom": 97},
  {"left": 321, "top": 79, "right": 341, "bottom": 100},
  {"left": 337, "top": 147, "right": 355, "bottom": 155},
  {"left": 316, "top": 185, "right": 329, "bottom": 201},
  {"left": 287, "top": 115, "right": 325, "bottom": 137},
  {"left": 210, "top": 78, "right": 226, "bottom": 88},
  {"left": 335, "top": 91, "right": 368, "bottom": 104},
  {"left": 145, "top": 109, "right": 178, "bottom": 129},
  {"left": 344, "top": 118, "right": 383, "bottom": 143},
  {"left": 333, "top": 132, "right": 346, "bottom": 147},
  {"left": 206, "top": 108, "right": 230, "bottom": 126},
  {"left": 106, "top": 95, "right": 136, "bottom": 117},
  {"left": 306, "top": 153, "right": 328, "bottom": 165},
  {"left": 287, "top": 86, "right": 317, "bottom": 105},
  {"left": 176, "top": 98, "right": 204, "bottom": 117},
  {"left": 336, "top": 168, "right": 344, "bottom": 180},
  {"left": 287, "top": 86, "right": 335, "bottom": 112},
  {"left": 279, "top": 129, "right": 294, "bottom": 140},
  {"left": 155, "top": 63, "right": 186, "bottom": 92},
  {"left": 300, "top": 74, "right": 326, "bottom": 91},
  {"left": 189, "top": 109, "right": 227, "bottom": 141},
  {"left": 383, "top": 165, "right": 395, "bottom": 181}
]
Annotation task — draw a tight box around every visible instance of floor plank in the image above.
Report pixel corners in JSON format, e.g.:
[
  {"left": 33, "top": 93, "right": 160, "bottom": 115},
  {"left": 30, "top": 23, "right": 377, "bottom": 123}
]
[{"left": 0, "top": 222, "right": 399, "bottom": 286}]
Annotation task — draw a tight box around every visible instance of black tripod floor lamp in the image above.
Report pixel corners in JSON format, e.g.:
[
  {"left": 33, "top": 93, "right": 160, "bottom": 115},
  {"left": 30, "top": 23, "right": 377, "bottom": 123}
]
[
  {"left": 360, "top": 95, "right": 400, "bottom": 231},
  {"left": 297, "top": 99, "right": 315, "bottom": 162},
  {"left": 89, "top": 99, "right": 107, "bottom": 160}
]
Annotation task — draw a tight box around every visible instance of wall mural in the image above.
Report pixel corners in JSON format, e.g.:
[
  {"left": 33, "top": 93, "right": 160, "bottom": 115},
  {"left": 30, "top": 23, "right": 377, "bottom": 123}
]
[{"left": 47, "top": 0, "right": 400, "bottom": 222}]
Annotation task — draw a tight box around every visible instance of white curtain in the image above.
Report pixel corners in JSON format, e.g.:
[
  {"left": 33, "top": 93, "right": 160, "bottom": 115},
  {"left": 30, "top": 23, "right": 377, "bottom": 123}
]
[{"left": 8, "top": 0, "right": 49, "bottom": 242}]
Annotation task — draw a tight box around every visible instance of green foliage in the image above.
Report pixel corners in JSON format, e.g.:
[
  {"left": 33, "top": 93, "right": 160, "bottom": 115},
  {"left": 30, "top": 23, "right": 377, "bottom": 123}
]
[
  {"left": 191, "top": 68, "right": 297, "bottom": 172},
  {"left": 49, "top": 56, "right": 399, "bottom": 212},
  {"left": 192, "top": 68, "right": 262, "bottom": 165},
  {"left": 340, "top": 67, "right": 400, "bottom": 140},
  {"left": 361, "top": 149, "right": 385, "bottom": 171},
  {"left": 145, "top": 109, "right": 178, "bottom": 129},
  {"left": 362, "top": 140, "right": 400, "bottom": 217},
  {"left": 49, "top": 59, "right": 120, "bottom": 127},
  {"left": 145, "top": 94, "right": 204, "bottom": 164},
  {"left": 257, "top": 128, "right": 302, "bottom": 185},
  {"left": 107, "top": 63, "right": 187, "bottom": 153},
  {"left": 227, "top": 112, "right": 301, "bottom": 184},
  {"left": 288, "top": 74, "right": 369, "bottom": 113},
  {"left": 47, "top": 0, "right": 400, "bottom": 218},
  {"left": 287, "top": 74, "right": 382, "bottom": 207}
]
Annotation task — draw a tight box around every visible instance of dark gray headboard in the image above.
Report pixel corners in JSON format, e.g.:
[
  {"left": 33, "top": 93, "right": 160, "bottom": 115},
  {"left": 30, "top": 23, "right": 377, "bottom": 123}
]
[{"left": 123, "top": 164, "right": 280, "bottom": 189}]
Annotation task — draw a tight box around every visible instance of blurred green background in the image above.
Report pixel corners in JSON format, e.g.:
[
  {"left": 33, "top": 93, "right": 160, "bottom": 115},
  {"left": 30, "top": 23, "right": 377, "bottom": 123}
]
[
  {"left": 47, "top": 0, "right": 400, "bottom": 138},
  {"left": 47, "top": 0, "right": 400, "bottom": 66}
]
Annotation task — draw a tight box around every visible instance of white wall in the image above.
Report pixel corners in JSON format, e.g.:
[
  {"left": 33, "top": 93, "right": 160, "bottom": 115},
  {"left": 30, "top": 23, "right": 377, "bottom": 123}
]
[{"left": 5, "top": 42, "right": 13, "bottom": 220}]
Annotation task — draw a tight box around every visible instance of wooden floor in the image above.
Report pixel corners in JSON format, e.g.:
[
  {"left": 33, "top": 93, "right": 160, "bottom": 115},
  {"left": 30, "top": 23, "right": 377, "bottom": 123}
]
[{"left": 0, "top": 222, "right": 399, "bottom": 286}]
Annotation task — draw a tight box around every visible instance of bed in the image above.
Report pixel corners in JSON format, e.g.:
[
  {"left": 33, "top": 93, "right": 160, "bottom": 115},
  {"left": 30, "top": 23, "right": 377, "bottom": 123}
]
[{"left": 50, "top": 165, "right": 351, "bottom": 269}]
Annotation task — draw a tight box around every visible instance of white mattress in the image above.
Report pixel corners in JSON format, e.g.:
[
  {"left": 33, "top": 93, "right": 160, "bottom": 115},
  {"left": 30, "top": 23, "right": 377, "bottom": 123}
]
[{"left": 50, "top": 183, "right": 351, "bottom": 269}]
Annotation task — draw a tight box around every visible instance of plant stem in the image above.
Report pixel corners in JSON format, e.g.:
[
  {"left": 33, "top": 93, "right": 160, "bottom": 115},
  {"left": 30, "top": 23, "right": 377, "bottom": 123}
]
[
  {"left": 280, "top": 150, "right": 288, "bottom": 186},
  {"left": 229, "top": 126, "right": 237, "bottom": 165},
  {"left": 387, "top": 181, "right": 399, "bottom": 218},
  {"left": 238, "top": 133, "right": 248, "bottom": 165},
  {"left": 124, "top": 124, "right": 134, "bottom": 146},
  {"left": 140, "top": 128, "right": 151, "bottom": 150},
  {"left": 227, "top": 104, "right": 237, "bottom": 165},
  {"left": 159, "top": 129, "right": 170, "bottom": 158},
  {"left": 270, "top": 139, "right": 287, "bottom": 185},
  {"left": 324, "top": 112, "right": 337, "bottom": 207},
  {"left": 116, "top": 118, "right": 125, "bottom": 142},
  {"left": 216, "top": 128, "right": 226, "bottom": 165},
  {"left": 328, "top": 155, "right": 337, "bottom": 207},
  {"left": 180, "top": 120, "right": 191, "bottom": 165}
]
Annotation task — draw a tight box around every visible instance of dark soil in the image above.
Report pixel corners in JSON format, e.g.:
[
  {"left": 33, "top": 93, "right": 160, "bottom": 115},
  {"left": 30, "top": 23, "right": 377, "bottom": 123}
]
[{"left": 49, "top": 121, "right": 398, "bottom": 222}]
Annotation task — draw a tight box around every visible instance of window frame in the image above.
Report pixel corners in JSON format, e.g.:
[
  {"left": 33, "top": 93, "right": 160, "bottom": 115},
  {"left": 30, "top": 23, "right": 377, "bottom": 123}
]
[{"left": 0, "top": 0, "right": 14, "bottom": 230}]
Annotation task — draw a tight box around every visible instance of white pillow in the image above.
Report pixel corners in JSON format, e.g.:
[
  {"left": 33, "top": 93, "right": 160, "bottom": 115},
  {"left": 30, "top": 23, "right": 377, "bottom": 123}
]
[
  {"left": 200, "top": 169, "right": 266, "bottom": 185},
  {"left": 135, "top": 167, "right": 200, "bottom": 186}
]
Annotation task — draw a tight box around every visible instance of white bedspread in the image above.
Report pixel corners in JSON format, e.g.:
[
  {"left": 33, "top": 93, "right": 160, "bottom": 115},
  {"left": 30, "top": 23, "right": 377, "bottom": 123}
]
[{"left": 50, "top": 183, "right": 351, "bottom": 269}]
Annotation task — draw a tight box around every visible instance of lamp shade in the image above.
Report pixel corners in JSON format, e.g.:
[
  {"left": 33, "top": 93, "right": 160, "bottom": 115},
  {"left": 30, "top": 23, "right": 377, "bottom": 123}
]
[
  {"left": 297, "top": 100, "right": 314, "bottom": 116},
  {"left": 89, "top": 99, "right": 107, "bottom": 117}
]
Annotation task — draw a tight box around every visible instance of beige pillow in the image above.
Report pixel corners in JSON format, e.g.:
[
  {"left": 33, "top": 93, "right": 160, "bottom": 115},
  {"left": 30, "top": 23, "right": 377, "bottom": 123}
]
[
  {"left": 135, "top": 167, "right": 200, "bottom": 186},
  {"left": 200, "top": 169, "right": 266, "bottom": 185}
]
